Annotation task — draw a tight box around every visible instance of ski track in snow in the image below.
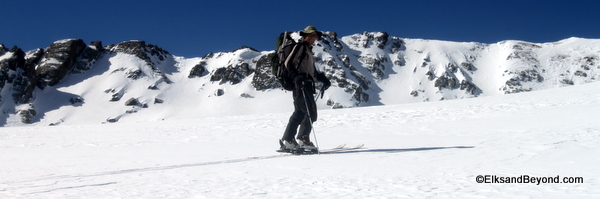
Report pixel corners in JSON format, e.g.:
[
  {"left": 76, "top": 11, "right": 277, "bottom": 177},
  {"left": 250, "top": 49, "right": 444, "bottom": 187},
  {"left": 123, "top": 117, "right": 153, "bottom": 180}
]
[{"left": 1, "top": 82, "right": 600, "bottom": 198}]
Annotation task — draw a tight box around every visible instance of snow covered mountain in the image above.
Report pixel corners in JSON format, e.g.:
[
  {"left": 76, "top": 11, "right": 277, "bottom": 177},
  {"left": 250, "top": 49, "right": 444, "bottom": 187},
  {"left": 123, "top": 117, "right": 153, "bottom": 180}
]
[{"left": 1, "top": 33, "right": 599, "bottom": 126}]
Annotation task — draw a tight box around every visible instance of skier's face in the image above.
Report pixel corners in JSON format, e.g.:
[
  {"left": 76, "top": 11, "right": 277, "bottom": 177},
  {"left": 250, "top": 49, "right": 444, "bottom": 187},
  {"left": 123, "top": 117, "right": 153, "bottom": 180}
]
[{"left": 304, "top": 33, "right": 319, "bottom": 45}]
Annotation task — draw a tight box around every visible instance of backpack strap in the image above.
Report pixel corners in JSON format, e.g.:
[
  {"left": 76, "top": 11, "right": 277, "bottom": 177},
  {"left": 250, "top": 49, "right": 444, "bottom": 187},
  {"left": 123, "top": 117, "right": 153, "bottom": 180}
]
[{"left": 284, "top": 42, "right": 308, "bottom": 73}]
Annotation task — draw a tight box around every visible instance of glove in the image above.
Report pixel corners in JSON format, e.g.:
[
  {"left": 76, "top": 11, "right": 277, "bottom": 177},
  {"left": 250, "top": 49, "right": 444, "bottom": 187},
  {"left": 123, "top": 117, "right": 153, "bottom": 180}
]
[
  {"left": 294, "top": 75, "right": 306, "bottom": 87},
  {"left": 316, "top": 72, "right": 331, "bottom": 91}
]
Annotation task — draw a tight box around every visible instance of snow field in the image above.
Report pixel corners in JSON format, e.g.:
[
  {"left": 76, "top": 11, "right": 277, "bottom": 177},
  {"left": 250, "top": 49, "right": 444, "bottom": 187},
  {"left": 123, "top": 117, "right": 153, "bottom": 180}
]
[{"left": 1, "top": 82, "right": 599, "bottom": 198}]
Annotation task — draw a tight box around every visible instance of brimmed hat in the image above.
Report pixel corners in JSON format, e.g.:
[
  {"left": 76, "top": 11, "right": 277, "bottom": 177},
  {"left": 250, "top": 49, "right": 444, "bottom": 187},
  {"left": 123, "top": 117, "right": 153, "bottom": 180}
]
[{"left": 300, "top": 26, "right": 323, "bottom": 37}]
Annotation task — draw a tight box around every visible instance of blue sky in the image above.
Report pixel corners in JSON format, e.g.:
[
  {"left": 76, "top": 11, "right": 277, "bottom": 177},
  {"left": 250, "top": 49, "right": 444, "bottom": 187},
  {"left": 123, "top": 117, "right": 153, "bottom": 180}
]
[{"left": 2, "top": 0, "right": 599, "bottom": 58}]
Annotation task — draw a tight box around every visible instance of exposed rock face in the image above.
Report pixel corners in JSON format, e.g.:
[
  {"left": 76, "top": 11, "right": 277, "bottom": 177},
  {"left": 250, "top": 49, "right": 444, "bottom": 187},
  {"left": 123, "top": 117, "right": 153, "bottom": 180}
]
[
  {"left": 125, "top": 98, "right": 140, "bottom": 106},
  {"left": 208, "top": 48, "right": 255, "bottom": 85},
  {"left": 109, "top": 40, "right": 169, "bottom": 66},
  {"left": 36, "top": 39, "right": 87, "bottom": 88},
  {"left": 17, "top": 106, "right": 36, "bottom": 124},
  {"left": 0, "top": 44, "right": 7, "bottom": 55},
  {"left": 251, "top": 53, "right": 282, "bottom": 91},
  {"left": 188, "top": 62, "right": 207, "bottom": 78},
  {"left": 500, "top": 42, "right": 544, "bottom": 94},
  {"left": 108, "top": 40, "right": 173, "bottom": 84},
  {"left": 72, "top": 41, "right": 105, "bottom": 74},
  {"left": 210, "top": 62, "right": 252, "bottom": 85},
  {"left": 0, "top": 46, "right": 37, "bottom": 103},
  {"left": 0, "top": 39, "right": 176, "bottom": 125}
]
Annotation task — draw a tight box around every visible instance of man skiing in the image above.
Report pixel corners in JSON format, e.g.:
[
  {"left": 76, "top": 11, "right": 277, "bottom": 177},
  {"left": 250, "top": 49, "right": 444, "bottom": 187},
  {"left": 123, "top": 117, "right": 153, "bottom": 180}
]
[{"left": 279, "top": 26, "right": 331, "bottom": 152}]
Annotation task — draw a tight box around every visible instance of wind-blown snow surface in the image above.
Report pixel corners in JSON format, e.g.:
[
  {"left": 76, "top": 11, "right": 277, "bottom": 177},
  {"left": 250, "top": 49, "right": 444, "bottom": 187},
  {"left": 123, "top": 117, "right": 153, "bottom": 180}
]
[{"left": 1, "top": 81, "right": 599, "bottom": 198}]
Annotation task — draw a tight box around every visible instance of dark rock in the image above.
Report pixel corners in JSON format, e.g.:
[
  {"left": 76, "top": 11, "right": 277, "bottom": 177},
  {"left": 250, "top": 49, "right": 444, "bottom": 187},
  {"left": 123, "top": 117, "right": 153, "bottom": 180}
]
[
  {"left": 358, "top": 55, "right": 385, "bottom": 78},
  {"left": 125, "top": 98, "right": 139, "bottom": 106},
  {"left": 0, "top": 44, "right": 7, "bottom": 55},
  {"left": 426, "top": 71, "right": 435, "bottom": 81},
  {"left": 448, "top": 63, "right": 458, "bottom": 73},
  {"left": 0, "top": 47, "right": 25, "bottom": 70},
  {"left": 106, "top": 117, "right": 119, "bottom": 123},
  {"left": 561, "top": 79, "right": 574, "bottom": 85},
  {"left": 240, "top": 93, "right": 254, "bottom": 98},
  {"left": 110, "top": 92, "right": 122, "bottom": 101},
  {"left": 202, "top": 52, "right": 215, "bottom": 59},
  {"left": 126, "top": 69, "right": 143, "bottom": 79},
  {"left": 72, "top": 41, "right": 105, "bottom": 74},
  {"left": 0, "top": 47, "right": 37, "bottom": 104},
  {"left": 189, "top": 62, "right": 207, "bottom": 78},
  {"left": 215, "top": 89, "right": 225, "bottom": 96},
  {"left": 434, "top": 76, "right": 448, "bottom": 88},
  {"left": 25, "top": 48, "right": 44, "bottom": 73},
  {"left": 501, "top": 69, "right": 541, "bottom": 94},
  {"left": 327, "top": 99, "right": 349, "bottom": 109},
  {"left": 69, "top": 97, "right": 84, "bottom": 104},
  {"left": 231, "top": 45, "right": 259, "bottom": 53},
  {"left": 461, "top": 62, "right": 474, "bottom": 71},
  {"left": 350, "top": 71, "right": 370, "bottom": 90},
  {"left": 390, "top": 37, "right": 404, "bottom": 53},
  {"left": 36, "top": 39, "right": 87, "bottom": 88},
  {"left": 574, "top": 71, "right": 587, "bottom": 77},
  {"left": 17, "top": 106, "right": 36, "bottom": 124},
  {"left": 110, "top": 40, "right": 172, "bottom": 84},
  {"left": 460, "top": 80, "right": 479, "bottom": 95},
  {"left": 211, "top": 62, "right": 252, "bottom": 85},
  {"left": 374, "top": 32, "right": 389, "bottom": 49},
  {"left": 111, "top": 40, "right": 169, "bottom": 64},
  {"left": 410, "top": 90, "right": 419, "bottom": 97}
]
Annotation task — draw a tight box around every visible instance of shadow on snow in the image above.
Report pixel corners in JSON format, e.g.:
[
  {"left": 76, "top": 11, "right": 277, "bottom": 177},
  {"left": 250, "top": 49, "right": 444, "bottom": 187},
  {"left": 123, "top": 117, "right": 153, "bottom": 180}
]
[{"left": 5, "top": 145, "right": 475, "bottom": 187}]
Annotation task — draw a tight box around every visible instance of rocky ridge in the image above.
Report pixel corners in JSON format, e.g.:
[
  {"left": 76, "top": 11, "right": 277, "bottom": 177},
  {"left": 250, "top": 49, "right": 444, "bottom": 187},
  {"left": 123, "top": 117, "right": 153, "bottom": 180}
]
[{"left": 1, "top": 33, "right": 599, "bottom": 126}]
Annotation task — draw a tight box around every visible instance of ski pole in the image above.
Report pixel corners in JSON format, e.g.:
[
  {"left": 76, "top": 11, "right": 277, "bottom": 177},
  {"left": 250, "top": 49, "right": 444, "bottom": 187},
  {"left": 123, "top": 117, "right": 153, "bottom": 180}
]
[
  {"left": 314, "top": 89, "right": 321, "bottom": 102},
  {"left": 301, "top": 87, "right": 320, "bottom": 153}
]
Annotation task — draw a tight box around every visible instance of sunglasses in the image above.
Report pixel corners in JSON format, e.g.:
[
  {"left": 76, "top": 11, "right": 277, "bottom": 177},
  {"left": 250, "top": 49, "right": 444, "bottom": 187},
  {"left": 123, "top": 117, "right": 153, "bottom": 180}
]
[{"left": 305, "top": 34, "right": 319, "bottom": 38}]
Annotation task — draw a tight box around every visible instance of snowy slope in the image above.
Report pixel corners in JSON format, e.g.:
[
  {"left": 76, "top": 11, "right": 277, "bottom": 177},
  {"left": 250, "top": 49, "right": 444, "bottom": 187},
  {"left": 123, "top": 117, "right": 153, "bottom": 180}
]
[
  {"left": 1, "top": 34, "right": 599, "bottom": 126},
  {"left": 1, "top": 80, "right": 599, "bottom": 198}
]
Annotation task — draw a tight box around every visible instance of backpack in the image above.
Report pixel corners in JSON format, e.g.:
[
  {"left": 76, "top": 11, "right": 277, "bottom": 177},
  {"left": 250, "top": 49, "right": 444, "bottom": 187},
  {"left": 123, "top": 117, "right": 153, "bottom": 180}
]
[{"left": 270, "top": 32, "right": 297, "bottom": 91}]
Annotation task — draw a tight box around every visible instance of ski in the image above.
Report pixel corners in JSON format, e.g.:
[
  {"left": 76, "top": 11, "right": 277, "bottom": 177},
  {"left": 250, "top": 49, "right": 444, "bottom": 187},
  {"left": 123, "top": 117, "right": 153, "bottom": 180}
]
[
  {"left": 320, "top": 144, "right": 364, "bottom": 154},
  {"left": 291, "top": 143, "right": 364, "bottom": 155},
  {"left": 249, "top": 144, "right": 363, "bottom": 159},
  {"left": 275, "top": 143, "right": 346, "bottom": 155},
  {"left": 299, "top": 143, "right": 347, "bottom": 155}
]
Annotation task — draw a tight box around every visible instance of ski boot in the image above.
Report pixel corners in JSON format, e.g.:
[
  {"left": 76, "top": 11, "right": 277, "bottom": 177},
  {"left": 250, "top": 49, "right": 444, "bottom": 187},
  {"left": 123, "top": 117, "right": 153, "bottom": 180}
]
[
  {"left": 277, "top": 139, "right": 300, "bottom": 153},
  {"left": 297, "top": 137, "right": 319, "bottom": 154}
]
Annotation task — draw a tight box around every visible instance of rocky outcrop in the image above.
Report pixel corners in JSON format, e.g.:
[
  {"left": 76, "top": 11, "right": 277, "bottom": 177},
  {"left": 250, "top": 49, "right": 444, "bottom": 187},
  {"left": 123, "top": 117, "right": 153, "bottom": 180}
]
[
  {"left": 124, "top": 98, "right": 140, "bottom": 106},
  {"left": 251, "top": 53, "right": 280, "bottom": 91},
  {"left": 109, "top": 40, "right": 173, "bottom": 83},
  {"left": 36, "top": 39, "right": 87, "bottom": 88},
  {"left": 188, "top": 61, "right": 207, "bottom": 78},
  {"left": 17, "top": 104, "right": 36, "bottom": 124},
  {"left": 72, "top": 41, "right": 105, "bottom": 74},
  {"left": 109, "top": 40, "right": 169, "bottom": 66},
  {"left": 500, "top": 42, "right": 544, "bottom": 94},
  {"left": 210, "top": 61, "right": 252, "bottom": 85},
  {"left": 0, "top": 46, "right": 37, "bottom": 103}
]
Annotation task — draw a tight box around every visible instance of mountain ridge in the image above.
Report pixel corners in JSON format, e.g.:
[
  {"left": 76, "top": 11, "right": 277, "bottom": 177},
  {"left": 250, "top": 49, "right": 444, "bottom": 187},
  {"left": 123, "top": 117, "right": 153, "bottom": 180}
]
[{"left": 0, "top": 32, "right": 598, "bottom": 126}]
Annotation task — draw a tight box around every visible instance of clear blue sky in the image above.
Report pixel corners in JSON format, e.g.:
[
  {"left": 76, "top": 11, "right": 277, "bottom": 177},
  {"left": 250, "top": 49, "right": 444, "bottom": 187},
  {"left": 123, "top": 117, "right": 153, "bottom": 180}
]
[{"left": 2, "top": 0, "right": 599, "bottom": 58}]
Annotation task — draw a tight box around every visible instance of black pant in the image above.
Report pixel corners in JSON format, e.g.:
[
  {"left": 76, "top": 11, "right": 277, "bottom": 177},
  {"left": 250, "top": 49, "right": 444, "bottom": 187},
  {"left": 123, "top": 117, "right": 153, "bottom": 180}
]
[{"left": 282, "top": 80, "right": 317, "bottom": 141}]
